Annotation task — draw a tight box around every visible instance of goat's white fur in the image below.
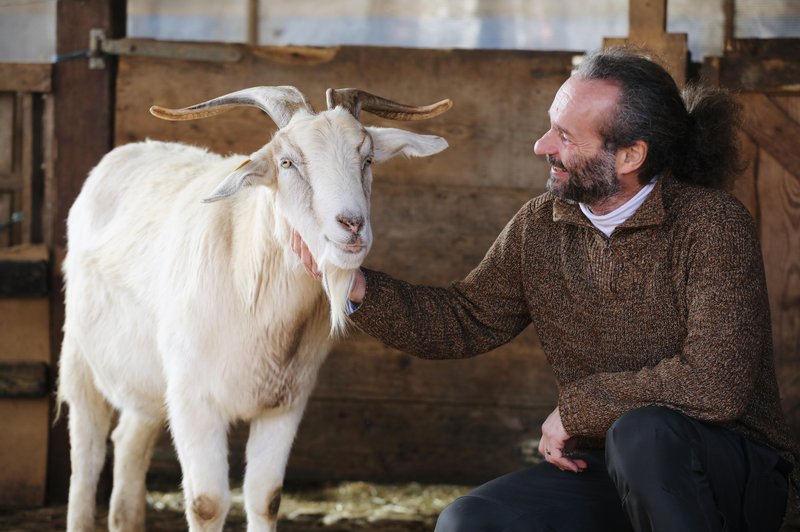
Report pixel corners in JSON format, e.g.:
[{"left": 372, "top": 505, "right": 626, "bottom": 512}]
[{"left": 58, "top": 99, "right": 447, "bottom": 532}]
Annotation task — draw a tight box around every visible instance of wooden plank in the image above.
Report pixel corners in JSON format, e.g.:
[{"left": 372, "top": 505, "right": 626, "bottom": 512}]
[
  {"left": 603, "top": 0, "right": 687, "bottom": 86},
  {"left": 0, "top": 193, "right": 10, "bottom": 248},
  {"left": 0, "top": 400, "right": 50, "bottom": 506},
  {"left": 0, "top": 93, "right": 14, "bottom": 174},
  {"left": 715, "top": 39, "right": 800, "bottom": 93},
  {"left": 115, "top": 45, "right": 574, "bottom": 191},
  {"left": 49, "top": 0, "right": 128, "bottom": 505},
  {"left": 740, "top": 93, "right": 800, "bottom": 179},
  {"left": 756, "top": 147, "right": 800, "bottom": 369},
  {"left": 19, "top": 93, "right": 37, "bottom": 245},
  {"left": 720, "top": 56, "right": 800, "bottom": 92},
  {"left": 629, "top": 0, "right": 666, "bottom": 35},
  {"left": 0, "top": 362, "right": 49, "bottom": 398},
  {"left": 0, "top": 64, "right": 52, "bottom": 93},
  {"left": 759, "top": 95, "right": 800, "bottom": 436},
  {"left": 0, "top": 296, "right": 51, "bottom": 506},
  {"left": 731, "top": 132, "right": 759, "bottom": 221},
  {"left": 0, "top": 257, "right": 49, "bottom": 296},
  {"left": 317, "top": 329, "right": 555, "bottom": 407},
  {"left": 365, "top": 182, "right": 537, "bottom": 285},
  {"left": 727, "top": 39, "right": 800, "bottom": 59},
  {"left": 149, "top": 399, "right": 552, "bottom": 485}
]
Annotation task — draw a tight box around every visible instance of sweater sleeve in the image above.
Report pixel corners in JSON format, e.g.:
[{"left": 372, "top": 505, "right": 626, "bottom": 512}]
[
  {"left": 559, "top": 200, "right": 768, "bottom": 438},
  {"left": 349, "top": 203, "right": 534, "bottom": 359}
]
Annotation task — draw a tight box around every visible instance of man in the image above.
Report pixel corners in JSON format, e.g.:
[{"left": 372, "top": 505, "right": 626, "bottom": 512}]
[{"left": 294, "top": 47, "right": 799, "bottom": 531}]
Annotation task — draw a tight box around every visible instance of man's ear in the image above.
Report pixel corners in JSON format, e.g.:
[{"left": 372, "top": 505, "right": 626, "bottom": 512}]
[
  {"left": 616, "top": 140, "right": 648, "bottom": 175},
  {"left": 202, "top": 155, "right": 276, "bottom": 203},
  {"left": 366, "top": 126, "right": 448, "bottom": 164}
]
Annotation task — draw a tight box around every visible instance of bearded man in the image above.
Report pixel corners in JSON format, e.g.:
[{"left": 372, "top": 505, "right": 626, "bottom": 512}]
[{"left": 294, "top": 47, "right": 799, "bottom": 531}]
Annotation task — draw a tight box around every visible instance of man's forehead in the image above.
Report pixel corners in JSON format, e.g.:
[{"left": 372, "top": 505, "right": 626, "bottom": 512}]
[
  {"left": 550, "top": 76, "right": 620, "bottom": 118},
  {"left": 549, "top": 75, "right": 620, "bottom": 134}
]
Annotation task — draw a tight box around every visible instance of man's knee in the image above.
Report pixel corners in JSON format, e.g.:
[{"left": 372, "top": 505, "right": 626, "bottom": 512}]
[
  {"left": 605, "top": 406, "right": 695, "bottom": 484},
  {"left": 435, "top": 496, "right": 482, "bottom": 532},
  {"left": 434, "top": 495, "right": 512, "bottom": 532}
]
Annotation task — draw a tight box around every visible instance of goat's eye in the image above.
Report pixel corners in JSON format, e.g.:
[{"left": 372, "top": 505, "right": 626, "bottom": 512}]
[
  {"left": 280, "top": 159, "right": 292, "bottom": 169},
  {"left": 363, "top": 157, "right": 373, "bottom": 167}
]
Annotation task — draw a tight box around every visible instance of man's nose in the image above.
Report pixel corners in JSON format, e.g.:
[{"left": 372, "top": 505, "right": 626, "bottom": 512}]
[{"left": 533, "top": 129, "right": 556, "bottom": 156}]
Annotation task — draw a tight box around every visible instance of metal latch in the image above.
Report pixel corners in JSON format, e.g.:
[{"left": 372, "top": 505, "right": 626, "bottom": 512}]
[{"left": 88, "top": 29, "right": 243, "bottom": 69}]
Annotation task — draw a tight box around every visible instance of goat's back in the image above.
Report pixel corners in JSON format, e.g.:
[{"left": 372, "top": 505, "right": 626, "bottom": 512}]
[{"left": 61, "top": 140, "right": 330, "bottom": 418}]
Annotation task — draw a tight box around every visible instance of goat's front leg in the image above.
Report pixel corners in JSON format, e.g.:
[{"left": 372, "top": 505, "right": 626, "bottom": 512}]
[
  {"left": 108, "top": 410, "right": 163, "bottom": 532},
  {"left": 167, "top": 389, "right": 231, "bottom": 532},
  {"left": 243, "top": 404, "right": 307, "bottom": 532}
]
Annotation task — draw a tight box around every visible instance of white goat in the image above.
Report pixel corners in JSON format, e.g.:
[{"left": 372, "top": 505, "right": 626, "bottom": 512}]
[{"left": 57, "top": 86, "right": 450, "bottom": 532}]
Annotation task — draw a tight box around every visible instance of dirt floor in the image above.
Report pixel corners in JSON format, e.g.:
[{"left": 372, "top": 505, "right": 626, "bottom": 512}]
[
  {"left": 2, "top": 481, "right": 799, "bottom": 531},
  {"left": 0, "top": 482, "right": 469, "bottom": 531}
]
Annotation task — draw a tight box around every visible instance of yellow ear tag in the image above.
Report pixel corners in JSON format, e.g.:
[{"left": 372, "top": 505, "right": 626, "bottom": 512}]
[{"left": 235, "top": 159, "right": 251, "bottom": 171}]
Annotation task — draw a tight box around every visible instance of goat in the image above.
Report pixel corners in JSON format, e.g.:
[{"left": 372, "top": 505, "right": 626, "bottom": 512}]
[{"left": 57, "top": 85, "right": 451, "bottom": 532}]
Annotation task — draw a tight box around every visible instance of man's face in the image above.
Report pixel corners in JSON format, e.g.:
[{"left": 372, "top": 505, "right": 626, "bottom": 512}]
[{"left": 533, "top": 76, "right": 622, "bottom": 204}]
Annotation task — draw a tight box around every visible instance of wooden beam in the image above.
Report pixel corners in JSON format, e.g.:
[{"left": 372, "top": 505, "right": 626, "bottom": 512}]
[
  {"left": 739, "top": 93, "right": 800, "bottom": 179},
  {"left": 604, "top": 0, "right": 688, "bottom": 86},
  {"left": 0, "top": 64, "right": 52, "bottom": 93},
  {"left": 247, "top": 0, "right": 259, "bottom": 45},
  {"left": 0, "top": 245, "right": 49, "bottom": 297},
  {"left": 0, "top": 362, "right": 49, "bottom": 398},
  {"left": 717, "top": 40, "right": 800, "bottom": 92},
  {"left": 49, "top": 0, "right": 127, "bottom": 504}
]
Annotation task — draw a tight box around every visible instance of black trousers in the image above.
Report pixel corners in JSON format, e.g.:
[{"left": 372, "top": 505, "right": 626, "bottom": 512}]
[{"left": 435, "top": 406, "right": 790, "bottom": 532}]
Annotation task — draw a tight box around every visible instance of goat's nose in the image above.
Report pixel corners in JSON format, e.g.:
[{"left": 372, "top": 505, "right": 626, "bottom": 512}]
[{"left": 337, "top": 214, "right": 364, "bottom": 234}]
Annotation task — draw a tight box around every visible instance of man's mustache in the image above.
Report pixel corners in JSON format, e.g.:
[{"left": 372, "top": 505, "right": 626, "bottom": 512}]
[{"left": 546, "top": 154, "right": 567, "bottom": 171}]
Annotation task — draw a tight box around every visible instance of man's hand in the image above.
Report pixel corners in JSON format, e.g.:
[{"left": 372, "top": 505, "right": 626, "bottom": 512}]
[
  {"left": 290, "top": 230, "right": 366, "bottom": 304},
  {"left": 290, "top": 230, "right": 321, "bottom": 280},
  {"left": 538, "top": 406, "right": 587, "bottom": 472}
]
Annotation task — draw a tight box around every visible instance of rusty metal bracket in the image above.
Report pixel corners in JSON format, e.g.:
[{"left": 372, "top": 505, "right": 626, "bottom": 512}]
[{"left": 88, "top": 28, "right": 243, "bottom": 69}]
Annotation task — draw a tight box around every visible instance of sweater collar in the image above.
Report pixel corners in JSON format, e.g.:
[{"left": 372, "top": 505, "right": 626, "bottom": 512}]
[{"left": 552, "top": 176, "right": 667, "bottom": 231}]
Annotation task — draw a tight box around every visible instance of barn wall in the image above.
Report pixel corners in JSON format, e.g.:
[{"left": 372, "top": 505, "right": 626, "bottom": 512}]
[
  {"left": 115, "top": 43, "right": 573, "bottom": 484},
  {"left": 0, "top": 64, "right": 51, "bottom": 506},
  {"left": 708, "top": 39, "right": 800, "bottom": 441},
  {"left": 98, "top": 38, "right": 800, "bottom": 487}
]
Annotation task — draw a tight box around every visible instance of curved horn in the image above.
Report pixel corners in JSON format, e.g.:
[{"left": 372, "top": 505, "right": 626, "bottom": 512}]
[
  {"left": 326, "top": 88, "right": 453, "bottom": 121},
  {"left": 149, "top": 86, "right": 314, "bottom": 128}
]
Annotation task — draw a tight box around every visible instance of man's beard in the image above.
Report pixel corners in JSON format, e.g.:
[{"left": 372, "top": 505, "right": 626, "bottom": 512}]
[{"left": 546, "top": 149, "right": 620, "bottom": 204}]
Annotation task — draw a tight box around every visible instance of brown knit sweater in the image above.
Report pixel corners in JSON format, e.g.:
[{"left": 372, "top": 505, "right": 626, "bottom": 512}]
[{"left": 351, "top": 176, "right": 800, "bottom": 513}]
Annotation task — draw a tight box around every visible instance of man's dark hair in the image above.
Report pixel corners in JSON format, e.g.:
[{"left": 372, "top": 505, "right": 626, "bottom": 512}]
[{"left": 577, "top": 46, "right": 744, "bottom": 189}]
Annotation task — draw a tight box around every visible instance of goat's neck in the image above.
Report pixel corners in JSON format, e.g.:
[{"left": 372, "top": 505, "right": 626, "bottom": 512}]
[{"left": 230, "top": 189, "right": 323, "bottom": 316}]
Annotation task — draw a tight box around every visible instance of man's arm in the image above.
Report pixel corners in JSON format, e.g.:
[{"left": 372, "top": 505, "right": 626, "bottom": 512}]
[
  {"left": 345, "top": 202, "right": 535, "bottom": 359},
  {"left": 558, "top": 200, "right": 767, "bottom": 438}
]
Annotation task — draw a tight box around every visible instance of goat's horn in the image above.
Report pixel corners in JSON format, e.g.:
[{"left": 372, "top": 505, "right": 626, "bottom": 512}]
[
  {"left": 326, "top": 88, "right": 452, "bottom": 121},
  {"left": 150, "top": 86, "right": 314, "bottom": 129}
]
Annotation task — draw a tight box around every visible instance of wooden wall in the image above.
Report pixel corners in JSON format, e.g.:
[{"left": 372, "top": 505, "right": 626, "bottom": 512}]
[
  {"left": 0, "top": 64, "right": 52, "bottom": 506},
  {"left": 108, "top": 38, "right": 800, "bottom": 487},
  {"left": 710, "top": 40, "right": 800, "bottom": 440},
  {"left": 115, "top": 43, "right": 574, "bottom": 484}
]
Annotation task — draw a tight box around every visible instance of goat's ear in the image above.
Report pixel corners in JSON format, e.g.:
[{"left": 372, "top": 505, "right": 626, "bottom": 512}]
[
  {"left": 202, "top": 157, "right": 276, "bottom": 203},
  {"left": 366, "top": 126, "right": 448, "bottom": 164}
]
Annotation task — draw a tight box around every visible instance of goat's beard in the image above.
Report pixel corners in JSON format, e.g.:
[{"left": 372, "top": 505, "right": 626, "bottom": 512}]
[
  {"left": 545, "top": 149, "right": 620, "bottom": 204},
  {"left": 317, "top": 248, "right": 357, "bottom": 337}
]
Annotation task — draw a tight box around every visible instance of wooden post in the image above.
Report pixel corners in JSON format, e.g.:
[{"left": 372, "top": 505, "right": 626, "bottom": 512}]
[
  {"left": 48, "top": 0, "right": 127, "bottom": 504},
  {"left": 247, "top": 0, "right": 259, "bottom": 45},
  {"left": 604, "top": 0, "right": 688, "bottom": 86}
]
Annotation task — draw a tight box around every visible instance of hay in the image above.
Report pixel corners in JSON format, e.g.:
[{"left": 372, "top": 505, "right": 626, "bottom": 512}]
[{"left": 146, "top": 482, "right": 472, "bottom": 526}]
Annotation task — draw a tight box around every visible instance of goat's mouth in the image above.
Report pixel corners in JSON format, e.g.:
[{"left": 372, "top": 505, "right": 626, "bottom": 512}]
[{"left": 326, "top": 236, "right": 368, "bottom": 255}]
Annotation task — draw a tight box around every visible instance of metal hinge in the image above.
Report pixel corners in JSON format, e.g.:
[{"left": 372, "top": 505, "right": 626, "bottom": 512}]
[{"left": 88, "top": 28, "right": 243, "bottom": 69}]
